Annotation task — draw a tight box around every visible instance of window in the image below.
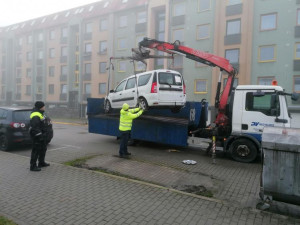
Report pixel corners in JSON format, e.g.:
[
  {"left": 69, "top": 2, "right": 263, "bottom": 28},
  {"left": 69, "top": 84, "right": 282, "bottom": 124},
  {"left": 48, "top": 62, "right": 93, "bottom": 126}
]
[
  {"left": 119, "top": 15, "right": 127, "bottom": 27},
  {"left": 61, "top": 27, "right": 68, "bottom": 38},
  {"left": 118, "top": 38, "right": 127, "bottom": 50},
  {"left": 85, "top": 43, "right": 92, "bottom": 53},
  {"left": 37, "top": 85, "right": 42, "bottom": 94},
  {"left": 173, "top": 29, "right": 184, "bottom": 43},
  {"left": 99, "top": 41, "right": 107, "bottom": 54},
  {"left": 194, "top": 79, "right": 207, "bottom": 93},
  {"left": 85, "top": 22, "right": 92, "bottom": 33},
  {"left": 138, "top": 73, "right": 152, "bottom": 86},
  {"left": 85, "top": 83, "right": 91, "bottom": 94},
  {"left": 260, "top": 13, "right": 277, "bottom": 31},
  {"left": 49, "top": 48, "right": 55, "bottom": 58},
  {"left": 61, "top": 46, "right": 67, "bottom": 56},
  {"left": 294, "top": 76, "right": 300, "bottom": 92},
  {"left": 173, "top": 2, "right": 185, "bottom": 16},
  {"left": 100, "top": 18, "right": 108, "bottom": 31},
  {"left": 26, "top": 85, "right": 31, "bottom": 95},
  {"left": 85, "top": 63, "right": 91, "bottom": 74},
  {"left": 115, "top": 80, "right": 126, "bottom": 92},
  {"left": 38, "top": 50, "right": 43, "bottom": 59},
  {"left": 245, "top": 92, "right": 279, "bottom": 116},
  {"left": 49, "top": 66, "right": 55, "bottom": 77},
  {"left": 61, "top": 65, "right": 67, "bottom": 75},
  {"left": 125, "top": 78, "right": 136, "bottom": 90},
  {"left": 137, "top": 11, "right": 147, "bottom": 24},
  {"left": 26, "top": 68, "right": 32, "bottom": 78},
  {"left": 228, "top": 0, "right": 242, "bottom": 5},
  {"left": 135, "top": 61, "right": 145, "bottom": 72},
  {"left": 197, "top": 24, "right": 210, "bottom": 39},
  {"left": 49, "top": 84, "right": 54, "bottom": 94},
  {"left": 27, "top": 35, "right": 32, "bottom": 44},
  {"left": 38, "top": 32, "right": 43, "bottom": 41},
  {"left": 99, "top": 62, "right": 107, "bottom": 73},
  {"left": 259, "top": 45, "right": 276, "bottom": 62},
  {"left": 226, "top": 19, "right": 241, "bottom": 35},
  {"left": 99, "top": 83, "right": 106, "bottom": 94},
  {"left": 26, "top": 52, "right": 32, "bottom": 61},
  {"left": 297, "top": 9, "right": 300, "bottom": 25},
  {"left": 61, "top": 84, "right": 68, "bottom": 94},
  {"left": 295, "top": 43, "right": 300, "bottom": 59},
  {"left": 258, "top": 77, "right": 274, "bottom": 85},
  {"left": 119, "top": 61, "right": 126, "bottom": 72},
  {"left": 223, "top": 78, "right": 238, "bottom": 89},
  {"left": 49, "top": 29, "right": 55, "bottom": 40},
  {"left": 198, "top": 0, "right": 211, "bottom": 12},
  {"left": 225, "top": 49, "right": 239, "bottom": 63},
  {"left": 174, "top": 55, "right": 183, "bottom": 68}
]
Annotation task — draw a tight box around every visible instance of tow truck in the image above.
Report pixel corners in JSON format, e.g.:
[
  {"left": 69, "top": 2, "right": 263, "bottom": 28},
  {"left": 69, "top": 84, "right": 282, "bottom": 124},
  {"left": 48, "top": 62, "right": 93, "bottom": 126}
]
[{"left": 87, "top": 37, "right": 298, "bottom": 163}]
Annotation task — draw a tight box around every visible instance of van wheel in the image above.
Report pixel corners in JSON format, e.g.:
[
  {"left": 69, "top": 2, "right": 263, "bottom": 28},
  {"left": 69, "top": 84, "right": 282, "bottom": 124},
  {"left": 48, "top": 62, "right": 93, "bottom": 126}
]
[
  {"left": 104, "top": 100, "right": 111, "bottom": 113},
  {"left": 0, "top": 135, "right": 11, "bottom": 151},
  {"left": 139, "top": 98, "right": 148, "bottom": 111},
  {"left": 229, "top": 138, "right": 257, "bottom": 163}
]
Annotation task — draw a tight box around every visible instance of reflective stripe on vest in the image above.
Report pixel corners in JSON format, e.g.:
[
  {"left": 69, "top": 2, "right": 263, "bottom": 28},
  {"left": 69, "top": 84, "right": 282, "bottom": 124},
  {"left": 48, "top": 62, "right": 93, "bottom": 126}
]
[{"left": 30, "top": 112, "right": 44, "bottom": 120}]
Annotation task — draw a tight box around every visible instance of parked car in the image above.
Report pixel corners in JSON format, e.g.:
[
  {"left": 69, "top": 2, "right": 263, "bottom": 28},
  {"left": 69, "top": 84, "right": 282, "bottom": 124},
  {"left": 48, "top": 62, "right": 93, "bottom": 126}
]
[
  {"left": 0, "top": 107, "right": 53, "bottom": 151},
  {"left": 104, "top": 69, "right": 186, "bottom": 113}
]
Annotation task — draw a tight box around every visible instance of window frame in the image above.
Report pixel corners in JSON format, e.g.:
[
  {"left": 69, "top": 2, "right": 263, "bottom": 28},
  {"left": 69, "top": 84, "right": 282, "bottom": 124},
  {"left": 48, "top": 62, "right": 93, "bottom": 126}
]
[
  {"left": 119, "top": 15, "right": 128, "bottom": 28},
  {"left": 48, "top": 84, "right": 54, "bottom": 94},
  {"left": 227, "top": 0, "right": 242, "bottom": 6},
  {"left": 226, "top": 19, "right": 241, "bottom": 35},
  {"left": 295, "top": 43, "right": 300, "bottom": 59},
  {"left": 257, "top": 76, "right": 275, "bottom": 85},
  {"left": 258, "top": 45, "right": 276, "bottom": 63},
  {"left": 100, "top": 18, "right": 108, "bottom": 31},
  {"left": 117, "top": 38, "right": 127, "bottom": 50},
  {"left": 194, "top": 79, "right": 208, "bottom": 94},
  {"left": 99, "top": 83, "right": 106, "bottom": 94},
  {"left": 172, "top": 28, "right": 185, "bottom": 43},
  {"left": 173, "top": 2, "right": 185, "bottom": 17},
  {"left": 118, "top": 61, "right": 126, "bottom": 72},
  {"left": 99, "top": 62, "right": 107, "bottom": 74},
  {"left": 293, "top": 75, "right": 300, "bottom": 93},
  {"left": 260, "top": 13, "right": 277, "bottom": 31},
  {"left": 198, "top": 0, "right": 211, "bottom": 12},
  {"left": 196, "top": 24, "right": 210, "bottom": 40},
  {"left": 225, "top": 48, "right": 240, "bottom": 64},
  {"left": 136, "top": 11, "right": 147, "bottom": 24},
  {"left": 297, "top": 9, "right": 300, "bottom": 26}
]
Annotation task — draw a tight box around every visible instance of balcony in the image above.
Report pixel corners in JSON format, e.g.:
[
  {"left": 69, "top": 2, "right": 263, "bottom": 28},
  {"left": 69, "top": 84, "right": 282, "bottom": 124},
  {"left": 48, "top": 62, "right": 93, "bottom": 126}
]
[
  {"left": 60, "top": 75, "right": 67, "bottom": 82},
  {"left": 224, "top": 33, "right": 241, "bottom": 45},
  {"left": 172, "top": 15, "right": 185, "bottom": 26},
  {"left": 60, "top": 56, "right": 68, "bottom": 63},
  {"left": 226, "top": 3, "right": 243, "bottom": 16},
  {"left": 135, "top": 23, "right": 147, "bottom": 33},
  {"left": 60, "top": 93, "right": 67, "bottom": 101},
  {"left": 83, "top": 73, "right": 91, "bottom": 81}
]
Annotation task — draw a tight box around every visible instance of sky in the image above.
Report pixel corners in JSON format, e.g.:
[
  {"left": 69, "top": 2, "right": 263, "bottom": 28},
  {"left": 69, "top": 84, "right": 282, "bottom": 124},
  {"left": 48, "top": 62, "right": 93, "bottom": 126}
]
[{"left": 0, "top": 0, "right": 101, "bottom": 27}]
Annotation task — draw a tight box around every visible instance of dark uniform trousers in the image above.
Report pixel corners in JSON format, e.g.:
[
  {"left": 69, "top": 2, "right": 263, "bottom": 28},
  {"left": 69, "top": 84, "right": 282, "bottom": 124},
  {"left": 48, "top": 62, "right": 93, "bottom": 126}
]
[{"left": 30, "top": 138, "right": 47, "bottom": 166}]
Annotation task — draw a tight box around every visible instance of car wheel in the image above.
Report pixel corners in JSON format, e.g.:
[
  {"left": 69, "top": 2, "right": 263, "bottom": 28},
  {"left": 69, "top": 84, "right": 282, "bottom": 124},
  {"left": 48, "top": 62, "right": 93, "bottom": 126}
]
[
  {"left": 104, "top": 100, "right": 112, "bottom": 113},
  {"left": 0, "top": 135, "right": 11, "bottom": 151},
  {"left": 139, "top": 97, "right": 148, "bottom": 111},
  {"left": 229, "top": 138, "right": 258, "bottom": 163}
]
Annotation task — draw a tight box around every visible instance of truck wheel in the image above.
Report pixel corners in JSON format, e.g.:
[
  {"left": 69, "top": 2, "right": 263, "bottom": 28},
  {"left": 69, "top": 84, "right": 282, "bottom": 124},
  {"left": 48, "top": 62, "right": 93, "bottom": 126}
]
[
  {"left": 139, "top": 97, "right": 148, "bottom": 111},
  {"left": 104, "top": 100, "right": 111, "bottom": 113},
  {"left": 229, "top": 138, "right": 257, "bottom": 163}
]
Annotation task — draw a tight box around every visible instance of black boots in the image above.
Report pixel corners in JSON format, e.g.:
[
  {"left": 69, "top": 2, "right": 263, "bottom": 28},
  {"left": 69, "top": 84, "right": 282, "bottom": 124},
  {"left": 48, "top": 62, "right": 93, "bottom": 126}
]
[
  {"left": 38, "top": 162, "right": 50, "bottom": 167},
  {"left": 30, "top": 164, "right": 41, "bottom": 172}
]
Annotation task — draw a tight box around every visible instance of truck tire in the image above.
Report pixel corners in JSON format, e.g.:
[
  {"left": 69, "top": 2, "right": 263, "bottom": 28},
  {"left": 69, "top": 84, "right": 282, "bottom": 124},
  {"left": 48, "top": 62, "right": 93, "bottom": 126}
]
[
  {"left": 104, "top": 100, "right": 111, "bottom": 113},
  {"left": 229, "top": 138, "right": 257, "bottom": 163}
]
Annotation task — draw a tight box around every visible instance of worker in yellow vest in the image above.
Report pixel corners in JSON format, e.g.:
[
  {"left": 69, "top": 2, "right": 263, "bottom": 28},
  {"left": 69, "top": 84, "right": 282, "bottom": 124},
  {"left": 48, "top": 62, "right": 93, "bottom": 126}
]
[
  {"left": 29, "top": 101, "right": 49, "bottom": 171},
  {"left": 119, "top": 103, "right": 143, "bottom": 158}
]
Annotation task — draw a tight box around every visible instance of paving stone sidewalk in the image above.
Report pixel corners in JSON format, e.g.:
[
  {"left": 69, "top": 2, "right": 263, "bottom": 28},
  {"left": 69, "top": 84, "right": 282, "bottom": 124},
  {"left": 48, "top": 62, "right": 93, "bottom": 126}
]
[{"left": 1, "top": 151, "right": 299, "bottom": 225}]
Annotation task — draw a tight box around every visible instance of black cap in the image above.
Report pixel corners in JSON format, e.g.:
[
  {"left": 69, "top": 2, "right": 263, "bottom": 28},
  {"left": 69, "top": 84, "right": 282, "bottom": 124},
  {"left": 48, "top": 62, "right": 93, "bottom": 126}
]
[{"left": 35, "top": 101, "right": 45, "bottom": 109}]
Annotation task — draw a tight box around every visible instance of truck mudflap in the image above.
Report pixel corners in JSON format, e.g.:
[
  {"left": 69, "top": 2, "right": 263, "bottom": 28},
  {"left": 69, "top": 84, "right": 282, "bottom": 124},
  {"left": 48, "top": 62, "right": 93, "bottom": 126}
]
[{"left": 87, "top": 98, "right": 208, "bottom": 147}]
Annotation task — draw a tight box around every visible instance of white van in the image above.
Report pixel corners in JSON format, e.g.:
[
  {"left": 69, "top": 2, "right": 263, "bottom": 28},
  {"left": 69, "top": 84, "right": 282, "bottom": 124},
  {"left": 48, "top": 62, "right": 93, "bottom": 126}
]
[{"left": 104, "top": 69, "right": 186, "bottom": 113}]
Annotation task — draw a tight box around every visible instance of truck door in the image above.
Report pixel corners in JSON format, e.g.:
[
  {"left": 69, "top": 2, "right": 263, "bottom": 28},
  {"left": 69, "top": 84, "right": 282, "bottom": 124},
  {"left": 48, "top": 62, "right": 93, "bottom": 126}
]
[{"left": 241, "top": 91, "right": 287, "bottom": 141}]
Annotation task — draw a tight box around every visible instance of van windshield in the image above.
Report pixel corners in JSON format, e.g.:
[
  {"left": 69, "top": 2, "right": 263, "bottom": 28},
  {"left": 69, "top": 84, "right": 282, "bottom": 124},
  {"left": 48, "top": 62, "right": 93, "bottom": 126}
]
[{"left": 158, "top": 72, "right": 182, "bottom": 86}]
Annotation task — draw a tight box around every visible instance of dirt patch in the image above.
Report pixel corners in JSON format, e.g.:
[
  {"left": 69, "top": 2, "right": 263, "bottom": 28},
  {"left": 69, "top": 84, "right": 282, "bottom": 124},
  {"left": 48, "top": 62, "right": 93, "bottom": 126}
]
[{"left": 174, "top": 185, "right": 214, "bottom": 197}]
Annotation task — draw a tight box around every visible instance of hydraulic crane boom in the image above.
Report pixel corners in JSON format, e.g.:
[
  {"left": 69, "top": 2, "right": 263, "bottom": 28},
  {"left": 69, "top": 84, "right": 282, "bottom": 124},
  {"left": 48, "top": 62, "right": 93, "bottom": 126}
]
[{"left": 138, "top": 37, "right": 237, "bottom": 126}]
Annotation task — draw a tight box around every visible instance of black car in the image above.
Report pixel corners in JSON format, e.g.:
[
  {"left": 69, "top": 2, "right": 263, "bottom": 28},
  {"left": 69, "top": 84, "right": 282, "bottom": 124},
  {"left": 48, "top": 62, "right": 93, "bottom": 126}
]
[{"left": 0, "top": 107, "right": 53, "bottom": 151}]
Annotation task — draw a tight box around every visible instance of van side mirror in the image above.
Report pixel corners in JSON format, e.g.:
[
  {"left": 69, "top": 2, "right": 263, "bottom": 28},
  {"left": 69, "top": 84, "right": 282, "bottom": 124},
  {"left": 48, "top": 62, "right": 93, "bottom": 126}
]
[
  {"left": 109, "top": 90, "right": 115, "bottom": 93},
  {"left": 291, "top": 93, "right": 299, "bottom": 101}
]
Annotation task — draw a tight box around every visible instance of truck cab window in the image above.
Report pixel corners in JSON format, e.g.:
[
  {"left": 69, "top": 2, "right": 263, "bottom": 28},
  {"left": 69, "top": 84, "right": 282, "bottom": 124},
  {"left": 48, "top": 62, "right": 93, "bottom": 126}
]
[{"left": 245, "top": 92, "right": 280, "bottom": 116}]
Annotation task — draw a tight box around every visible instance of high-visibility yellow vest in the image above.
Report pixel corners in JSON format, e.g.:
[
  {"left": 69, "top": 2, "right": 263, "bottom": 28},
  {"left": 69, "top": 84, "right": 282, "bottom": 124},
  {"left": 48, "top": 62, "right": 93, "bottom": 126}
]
[
  {"left": 30, "top": 111, "right": 44, "bottom": 120},
  {"left": 119, "top": 108, "right": 142, "bottom": 131}
]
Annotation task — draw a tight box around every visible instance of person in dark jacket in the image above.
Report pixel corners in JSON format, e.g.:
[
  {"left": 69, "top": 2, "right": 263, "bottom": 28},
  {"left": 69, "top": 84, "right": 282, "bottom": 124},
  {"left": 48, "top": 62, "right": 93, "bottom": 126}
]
[{"left": 29, "top": 101, "right": 49, "bottom": 171}]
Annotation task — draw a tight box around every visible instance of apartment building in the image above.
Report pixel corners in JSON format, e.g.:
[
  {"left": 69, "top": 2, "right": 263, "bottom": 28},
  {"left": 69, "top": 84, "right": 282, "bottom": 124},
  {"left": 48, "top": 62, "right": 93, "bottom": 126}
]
[{"left": 0, "top": 0, "right": 299, "bottom": 117}]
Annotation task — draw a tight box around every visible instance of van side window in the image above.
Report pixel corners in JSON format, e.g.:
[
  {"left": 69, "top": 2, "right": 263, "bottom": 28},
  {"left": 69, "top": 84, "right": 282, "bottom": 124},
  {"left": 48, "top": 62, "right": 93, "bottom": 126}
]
[
  {"left": 245, "top": 92, "right": 279, "bottom": 116},
  {"left": 115, "top": 80, "right": 126, "bottom": 92},
  {"left": 138, "top": 73, "right": 151, "bottom": 86},
  {"left": 125, "top": 78, "right": 136, "bottom": 90}
]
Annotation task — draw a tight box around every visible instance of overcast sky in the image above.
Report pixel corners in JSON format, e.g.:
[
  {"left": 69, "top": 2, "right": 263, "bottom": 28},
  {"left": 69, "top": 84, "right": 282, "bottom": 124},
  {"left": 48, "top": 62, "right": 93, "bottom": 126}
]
[{"left": 0, "top": 0, "right": 101, "bottom": 27}]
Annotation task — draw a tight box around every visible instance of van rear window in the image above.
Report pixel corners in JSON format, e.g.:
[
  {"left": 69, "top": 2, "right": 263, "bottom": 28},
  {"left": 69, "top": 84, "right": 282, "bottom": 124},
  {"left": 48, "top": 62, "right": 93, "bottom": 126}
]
[
  {"left": 138, "top": 73, "right": 152, "bottom": 86},
  {"left": 158, "top": 72, "right": 182, "bottom": 86}
]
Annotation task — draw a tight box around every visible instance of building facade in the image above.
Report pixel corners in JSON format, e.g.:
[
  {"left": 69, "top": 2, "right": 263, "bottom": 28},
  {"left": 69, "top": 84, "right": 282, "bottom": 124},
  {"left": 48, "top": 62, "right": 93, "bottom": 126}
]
[{"left": 0, "top": 0, "right": 300, "bottom": 117}]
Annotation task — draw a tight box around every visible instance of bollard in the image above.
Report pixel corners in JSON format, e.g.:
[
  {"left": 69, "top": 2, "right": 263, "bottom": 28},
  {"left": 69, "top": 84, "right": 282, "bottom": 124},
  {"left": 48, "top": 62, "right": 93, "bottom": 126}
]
[{"left": 212, "top": 135, "right": 216, "bottom": 164}]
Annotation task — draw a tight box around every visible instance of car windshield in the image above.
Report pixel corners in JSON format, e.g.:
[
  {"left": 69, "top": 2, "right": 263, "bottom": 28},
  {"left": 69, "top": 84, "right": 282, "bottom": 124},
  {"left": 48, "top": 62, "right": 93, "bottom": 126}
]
[
  {"left": 158, "top": 72, "right": 182, "bottom": 86},
  {"left": 13, "top": 110, "right": 31, "bottom": 121}
]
